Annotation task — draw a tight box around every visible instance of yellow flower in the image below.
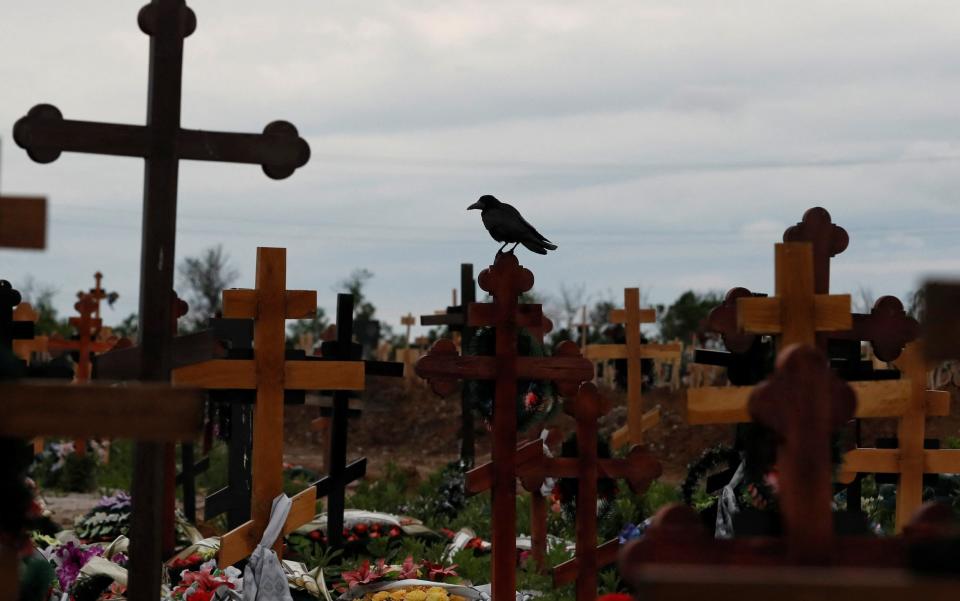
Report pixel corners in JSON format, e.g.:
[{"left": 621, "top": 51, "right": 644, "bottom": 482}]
[
  {"left": 426, "top": 589, "right": 446, "bottom": 595},
  {"left": 406, "top": 590, "right": 428, "bottom": 601},
  {"left": 372, "top": 592, "right": 390, "bottom": 601},
  {"left": 390, "top": 591, "right": 407, "bottom": 601},
  {"left": 425, "top": 593, "right": 448, "bottom": 601}
]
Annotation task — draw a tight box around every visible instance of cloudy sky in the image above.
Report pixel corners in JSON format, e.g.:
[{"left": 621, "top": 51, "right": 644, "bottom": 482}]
[{"left": 1, "top": 1, "right": 958, "bottom": 337}]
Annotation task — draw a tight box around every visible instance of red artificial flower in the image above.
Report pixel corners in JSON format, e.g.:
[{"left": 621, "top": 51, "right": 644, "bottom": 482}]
[
  {"left": 597, "top": 595, "right": 633, "bottom": 601},
  {"left": 340, "top": 559, "right": 388, "bottom": 590},
  {"left": 422, "top": 560, "right": 458, "bottom": 582},
  {"left": 397, "top": 555, "right": 421, "bottom": 579},
  {"left": 440, "top": 528, "right": 455, "bottom": 539},
  {"left": 388, "top": 527, "right": 402, "bottom": 538},
  {"left": 353, "top": 523, "right": 369, "bottom": 535},
  {"left": 308, "top": 530, "right": 322, "bottom": 541},
  {"left": 524, "top": 391, "right": 540, "bottom": 409}
]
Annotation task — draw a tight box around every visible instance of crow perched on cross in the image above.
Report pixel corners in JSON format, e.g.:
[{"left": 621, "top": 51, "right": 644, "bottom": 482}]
[{"left": 468, "top": 195, "right": 558, "bottom": 255}]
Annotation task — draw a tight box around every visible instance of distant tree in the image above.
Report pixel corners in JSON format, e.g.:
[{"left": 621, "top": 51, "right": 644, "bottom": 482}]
[
  {"left": 112, "top": 313, "right": 140, "bottom": 341},
  {"left": 905, "top": 287, "right": 925, "bottom": 321},
  {"left": 657, "top": 290, "right": 723, "bottom": 343},
  {"left": 177, "top": 245, "right": 239, "bottom": 332},
  {"left": 18, "top": 277, "right": 70, "bottom": 337},
  {"left": 338, "top": 268, "right": 376, "bottom": 320}
]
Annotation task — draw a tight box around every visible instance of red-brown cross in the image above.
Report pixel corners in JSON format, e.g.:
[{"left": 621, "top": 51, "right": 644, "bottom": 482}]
[
  {"left": 48, "top": 294, "right": 114, "bottom": 382},
  {"left": 415, "top": 252, "right": 593, "bottom": 601},
  {"left": 467, "top": 382, "right": 661, "bottom": 601},
  {"left": 619, "top": 345, "right": 960, "bottom": 598}
]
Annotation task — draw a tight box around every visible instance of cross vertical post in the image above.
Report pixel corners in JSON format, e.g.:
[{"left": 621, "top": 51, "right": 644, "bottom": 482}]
[
  {"left": 417, "top": 253, "right": 592, "bottom": 601},
  {"left": 15, "top": 1, "right": 310, "bottom": 592}
]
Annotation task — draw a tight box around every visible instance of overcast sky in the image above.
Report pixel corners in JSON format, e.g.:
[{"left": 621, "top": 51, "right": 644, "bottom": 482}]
[{"left": 1, "top": 1, "right": 958, "bottom": 337}]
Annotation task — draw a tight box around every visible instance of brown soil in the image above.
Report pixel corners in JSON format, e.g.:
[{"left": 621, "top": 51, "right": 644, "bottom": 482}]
[{"left": 285, "top": 379, "right": 960, "bottom": 487}]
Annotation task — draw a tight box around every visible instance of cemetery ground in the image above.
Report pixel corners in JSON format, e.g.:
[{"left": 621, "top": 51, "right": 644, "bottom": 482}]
[{"left": 41, "top": 376, "right": 960, "bottom": 531}]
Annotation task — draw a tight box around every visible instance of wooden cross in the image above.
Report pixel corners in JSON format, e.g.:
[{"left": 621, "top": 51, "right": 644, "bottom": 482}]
[
  {"left": 172, "top": 248, "right": 364, "bottom": 567},
  {"left": 310, "top": 293, "right": 402, "bottom": 549},
  {"left": 80, "top": 271, "right": 116, "bottom": 321},
  {"left": 401, "top": 313, "right": 416, "bottom": 347},
  {"left": 0, "top": 380, "right": 205, "bottom": 600},
  {"left": 11, "top": 303, "right": 48, "bottom": 364},
  {"left": 619, "top": 344, "right": 960, "bottom": 598},
  {"left": 0, "top": 195, "right": 46, "bottom": 249},
  {"left": 467, "top": 383, "right": 661, "bottom": 600},
  {"left": 420, "top": 263, "right": 479, "bottom": 463},
  {"left": 584, "top": 288, "right": 681, "bottom": 448},
  {"left": 16, "top": 3, "right": 310, "bottom": 594},
  {"left": 0, "top": 281, "right": 35, "bottom": 361},
  {"left": 416, "top": 252, "right": 593, "bottom": 601},
  {"left": 838, "top": 341, "right": 957, "bottom": 531},
  {"left": 576, "top": 305, "right": 589, "bottom": 352},
  {"left": 48, "top": 294, "right": 115, "bottom": 382}
]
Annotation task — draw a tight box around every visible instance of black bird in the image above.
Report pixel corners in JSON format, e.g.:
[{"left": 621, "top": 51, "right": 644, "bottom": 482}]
[{"left": 467, "top": 195, "right": 558, "bottom": 255}]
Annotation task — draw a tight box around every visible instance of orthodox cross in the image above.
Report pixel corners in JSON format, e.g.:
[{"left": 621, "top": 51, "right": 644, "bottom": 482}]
[
  {"left": 838, "top": 341, "right": 957, "bottom": 531},
  {"left": 81, "top": 271, "right": 117, "bottom": 321},
  {"left": 48, "top": 294, "right": 115, "bottom": 382},
  {"left": 467, "top": 383, "right": 661, "bottom": 600},
  {"left": 15, "top": 2, "right": 309, "bottom": 595},
  {"left": 172, "top": 248, "right": 364, "bottom": 567},
  {"left": 619, "top": 345, "right": 960, "bottom": 598},
  {"left": 419, "top": 263, "right": 479, "bottom": 463},
  {"left": 416, "top": 252, "right": 593, "bottom": 601},
  {"left": 311, "top": 293, "right": 402, "bottom": 549},
  {"left": 0, "top": 196, "right": 46, "bottom": 249},
  {"left": 585, "top": 288, "right": 681, "bottom": 448}
]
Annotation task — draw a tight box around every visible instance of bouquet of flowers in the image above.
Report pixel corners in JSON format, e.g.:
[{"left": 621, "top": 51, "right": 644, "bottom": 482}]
[
  {"left": 336, "top": 557, "right": 461, "bottom": 594},
  {"left": 169, "top": 560, "right": 242, "bottom": 601}
]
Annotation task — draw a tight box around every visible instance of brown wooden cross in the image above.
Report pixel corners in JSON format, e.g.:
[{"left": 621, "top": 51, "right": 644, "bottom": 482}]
[
  {"left": 80, "top": 271, "right": 115, "bottom": 321},
  {"left": 172, "top": 248, "right": 365, "bottom": 567},
  {"left": 0, "top": 195, "right": 46, "bottom": 249},
  {"left": 466, "top": 382, "right": 661, "bottom": 601},
  {"left": 838, "top": 341, "right": 957, "bottom": 531},
  {"left": 415, "top": 252, "right": 593, "bottom": 601},
  {"left": 585, "top": 288, "right": 680, "bottom": 448},
  {"left": 48, "top": 294, "right": 115, "bottom": 382},
  {"left": 0, "top": 379, "right": 205, "bottom": 601},
  {"left": 619, "top": 344, "right": 960, "bottom": 599},
  {"left": 1, "top": 281, "right": 36, "bottom": 359},
  {"left": 401, "top": 313, "right": 416, "bottom": 347}
]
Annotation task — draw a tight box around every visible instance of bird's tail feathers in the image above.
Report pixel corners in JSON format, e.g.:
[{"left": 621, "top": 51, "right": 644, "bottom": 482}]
[{"left": 521, "top": 240, "right": 550, "bottom": 255}]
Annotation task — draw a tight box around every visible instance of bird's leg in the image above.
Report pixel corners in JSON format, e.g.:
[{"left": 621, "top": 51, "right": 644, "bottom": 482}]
[
  {"left": 508, "top": 242, "right": 520, "bottom": 253},
  {"left": 496, "top": 242, "right": 508, "bottom": 255}
]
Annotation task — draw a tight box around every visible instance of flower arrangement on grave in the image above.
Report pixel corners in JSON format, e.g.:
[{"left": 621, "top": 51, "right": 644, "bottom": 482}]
[
  {"left": 361, "top": 586, "right": 468, "bottom": 601},
  {"left": 47, "top": 539, "right": 130, "bottom": 601},
  {"left": 465, "top": 327, "right": 557, "bottom": 432},
  {"left": 290, "top": 511, "right": 434, "bottom": 560},
  {"left": 33, "top": 440, "right": 100, "bottom": 492},
  {"left": 336, "top": 556, "right": 461, "bottom": 593},
  {"left": 551, "top": 434, "right": 618, "bottom": 522},
  {"left": 74, "top": 491, "right": 132, "bottom": 542},
  {"left": 169, "top": 560, "right": 242, "bottom": 601},
  {"left": 166, "top": 546, "right": 218, "bottom": 586},
  {"left": 74, "top": 490, "right": 199, "bottom": 549}
]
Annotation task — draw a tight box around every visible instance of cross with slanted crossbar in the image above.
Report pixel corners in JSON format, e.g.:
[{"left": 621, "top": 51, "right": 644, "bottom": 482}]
[
  {"left": 172, "top": 248, "right": 364, "bottom": 567},
  {"left": 416, "top": 252, "right": 593, "bottom": 601},
  {"left": 585, "top": 288, "right": 680, "bottom": 448},
  {"left": 838, "top": 341, "right": 957, "bottom": 531}
]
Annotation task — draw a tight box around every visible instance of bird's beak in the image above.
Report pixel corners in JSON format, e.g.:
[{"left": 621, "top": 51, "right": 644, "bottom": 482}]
[{"left": 467, "top": 202, "right": 481, "bottom": 210}]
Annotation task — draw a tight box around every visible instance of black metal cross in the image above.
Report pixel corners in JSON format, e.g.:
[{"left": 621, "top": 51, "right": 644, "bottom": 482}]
[
  {"left": 14, "top": 2, "right": 310, "bottom": 595},
  {"left": 311, "top": 293, "right": 402, "bottom": 549},
  {"left": 419, "top": 263, "right": 478, "bottom": 464}
]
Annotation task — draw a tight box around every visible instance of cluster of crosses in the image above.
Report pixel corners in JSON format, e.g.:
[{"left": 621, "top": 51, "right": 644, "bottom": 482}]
[{"left": 2, "top": 2, "right": 960, "bottom": 601}]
